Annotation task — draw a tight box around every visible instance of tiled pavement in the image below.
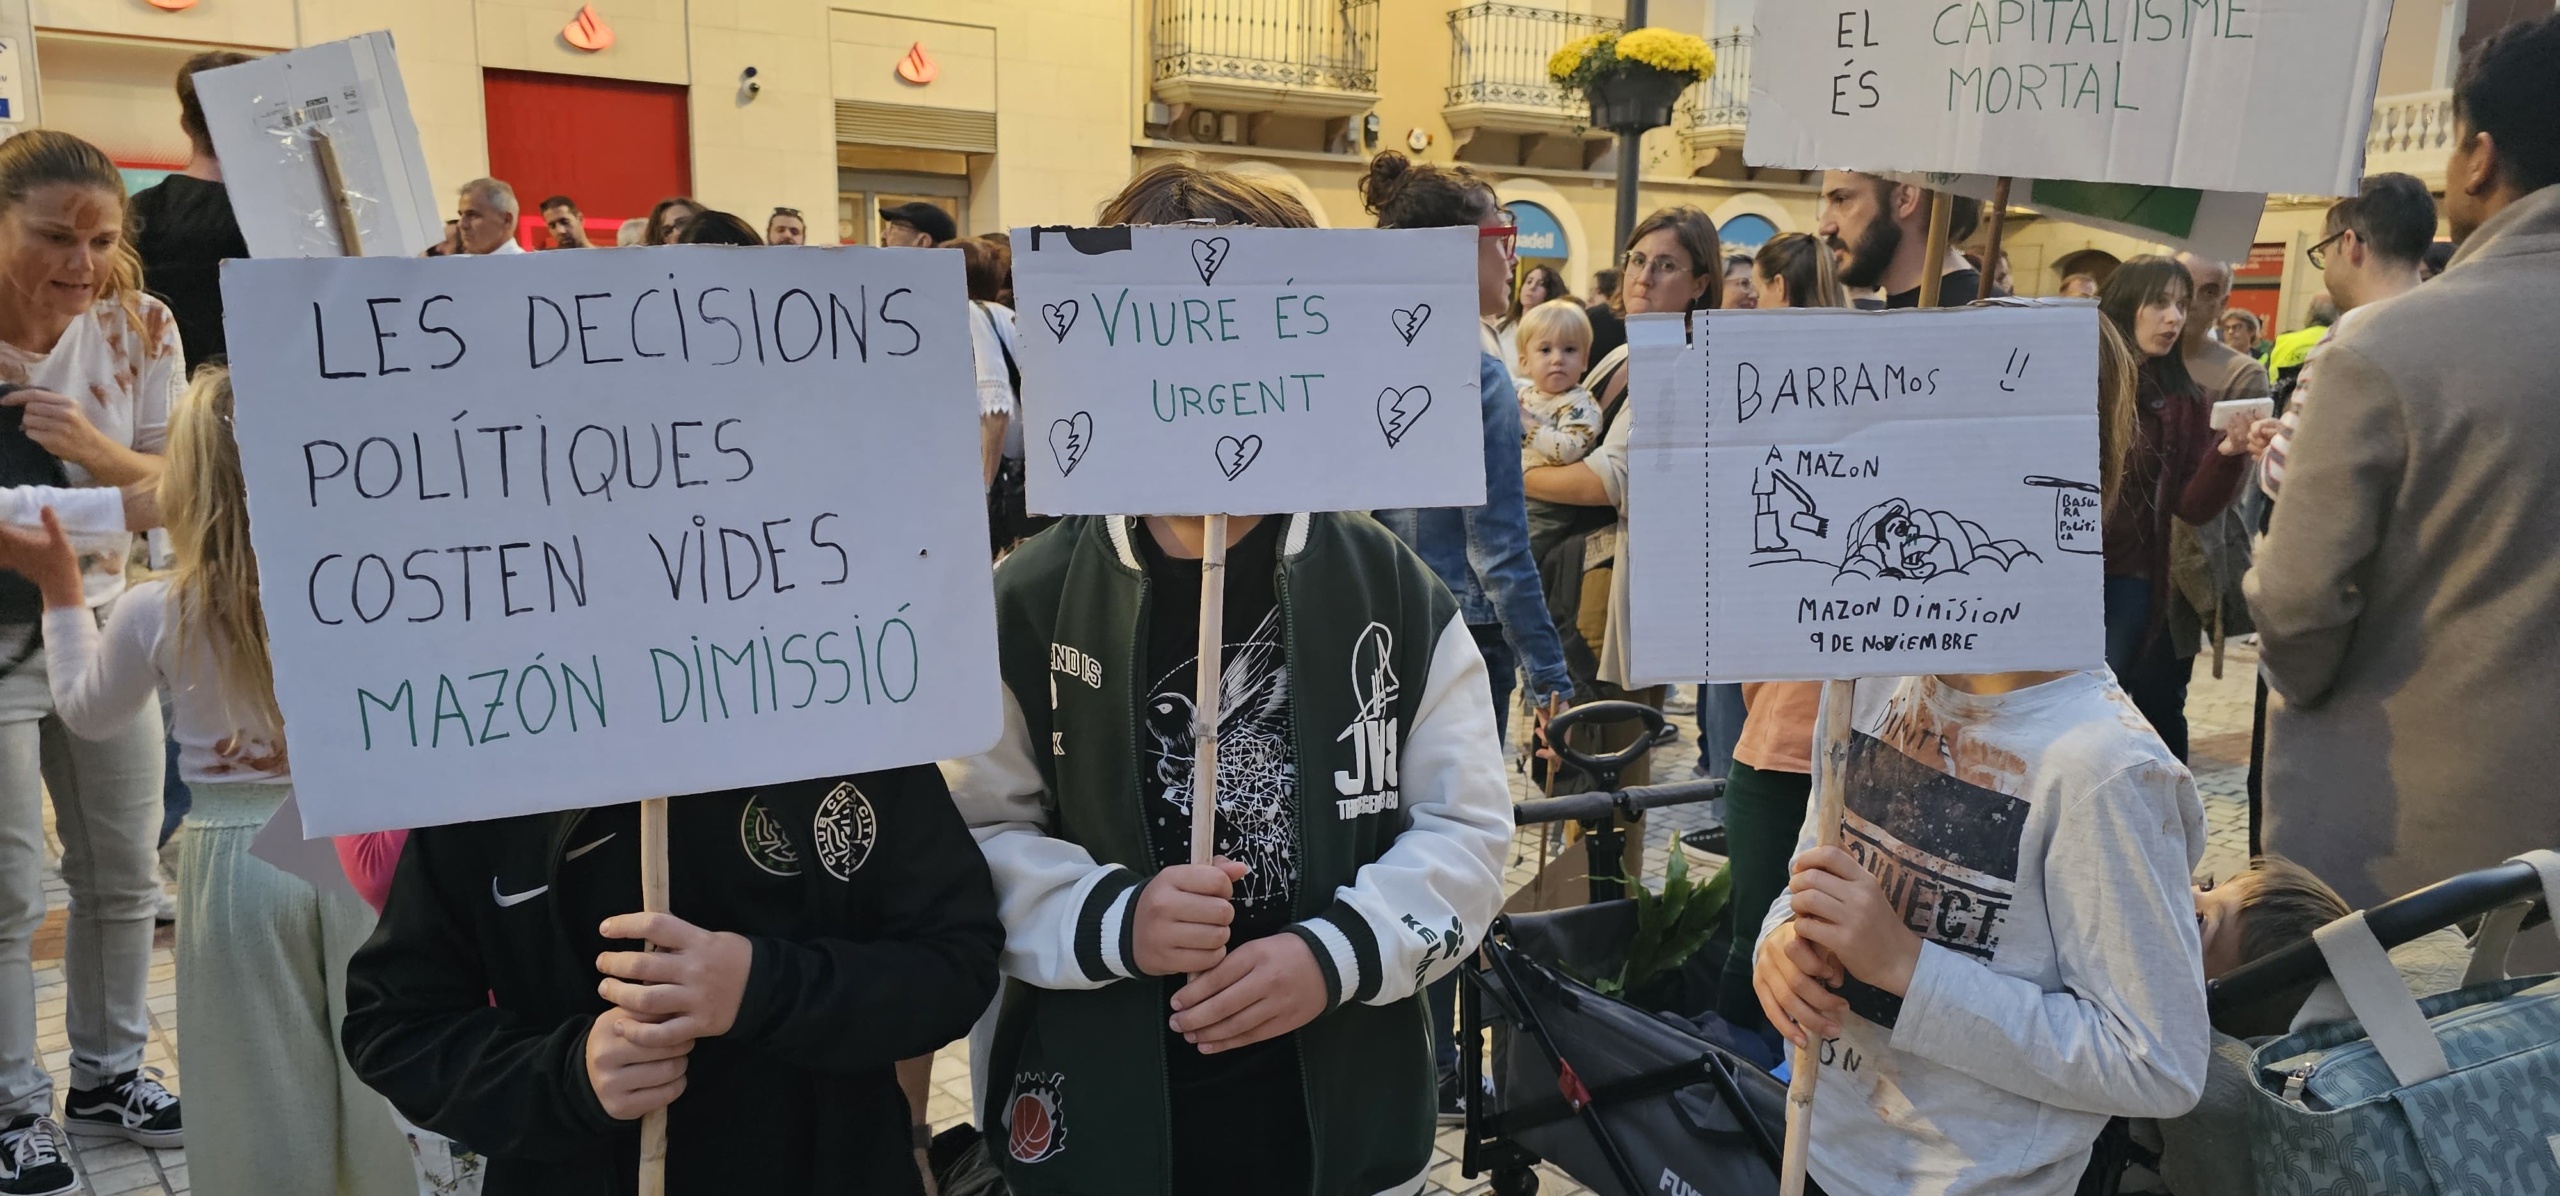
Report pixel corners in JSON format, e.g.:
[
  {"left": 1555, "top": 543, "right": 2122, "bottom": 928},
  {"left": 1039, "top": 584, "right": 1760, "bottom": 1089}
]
[{"left": 48, "top": 649, "right": 2261, "bottom": 1195}]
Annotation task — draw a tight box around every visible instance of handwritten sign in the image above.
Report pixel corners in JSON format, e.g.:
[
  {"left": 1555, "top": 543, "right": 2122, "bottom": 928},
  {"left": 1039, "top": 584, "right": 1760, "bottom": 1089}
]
[
  {"left": 1746, "top": 1, "right": 2392, "bottom": 197},
  {"left": 222, "top": 247, "right": 1001, "bottom": 835},
  {"left": 1009, "top": 225, "right": 1484, "bottom": 516},
  {"left": 1622, "top": 304, "right": 2102, "bottom": 684},
  {"left": 196, "top": 32, "right": 441, "bottom": 258}
]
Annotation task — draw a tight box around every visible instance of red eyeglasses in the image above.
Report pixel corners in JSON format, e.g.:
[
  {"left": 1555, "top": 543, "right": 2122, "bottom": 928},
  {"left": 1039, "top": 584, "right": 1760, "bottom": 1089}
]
[{"left": 1481, "top": 223, "right": 1517, "bottom": 258}]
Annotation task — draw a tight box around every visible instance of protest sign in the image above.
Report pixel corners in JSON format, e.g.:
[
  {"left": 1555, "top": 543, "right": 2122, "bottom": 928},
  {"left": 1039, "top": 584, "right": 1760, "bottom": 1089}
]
[
  {"left": 1622, "top": 303, "right": 2103, "bottom": 685},
  {"left": 197, "top": 32, "right": 441, "bottom": 258},
  {"left": 1009, "top": 224, "right": 1485, "bottom": 517},
  {"left": 222, "top": 246, "right": 1000, "bottom": 836},
  {"left": 1746, "top": 1, "right": 2392, "bottom": 197}
]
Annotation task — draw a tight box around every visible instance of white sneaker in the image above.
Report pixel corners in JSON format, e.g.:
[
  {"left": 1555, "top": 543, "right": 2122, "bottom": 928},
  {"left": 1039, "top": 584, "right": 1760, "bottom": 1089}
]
[{"left": 152, "top": 863, "right": 177, "bottom": 924}]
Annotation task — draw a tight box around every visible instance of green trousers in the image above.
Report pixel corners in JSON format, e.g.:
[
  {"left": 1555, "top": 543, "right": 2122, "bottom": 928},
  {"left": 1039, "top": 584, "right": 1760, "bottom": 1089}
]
[{"left": 1715, "top": 760, "right": 1815, "bottom": 1030}]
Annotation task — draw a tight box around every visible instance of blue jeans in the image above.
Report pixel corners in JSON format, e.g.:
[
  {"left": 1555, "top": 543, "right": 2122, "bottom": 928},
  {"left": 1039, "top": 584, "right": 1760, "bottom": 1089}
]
[{"left": 2104, "top": 575, "right": 2191, "bottom": 761}]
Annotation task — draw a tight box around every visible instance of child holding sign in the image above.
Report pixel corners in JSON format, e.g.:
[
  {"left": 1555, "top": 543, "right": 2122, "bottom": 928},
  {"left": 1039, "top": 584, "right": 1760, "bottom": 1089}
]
[
  {"left": 1750, "top": 666, "right": 2213, "bottom": 1195},
  {"left": 0, "top": 367, "right": 414, "bottom": 1194},
  {"left": 342, "top": 764, "right": 1002, "bottom": 1195},
  {"left": 946, "top": 163, "right": 1513, "bottom": 1196}
]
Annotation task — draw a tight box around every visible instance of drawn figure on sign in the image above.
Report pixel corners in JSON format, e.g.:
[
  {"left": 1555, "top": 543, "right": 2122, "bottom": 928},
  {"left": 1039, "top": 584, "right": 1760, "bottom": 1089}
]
[
  {"left": 1190, "top": 237, "right": 1230, "bottom": 285},
  {"left": 1835, "top": 498, "right": 2040, "bottom": 582},
  {"left": 2022, "top": 476, "right": 2103, "bottom": 555},
  {"left": 1040, "top": 300, "right": 1078, "bottom": 342},
  {"left": 1752, "top": 467, "right": 1831, "bottom": 558},
  {"left": 1213, "top": 434, "right": 1262, "bottom": 479},
  {"left": 1375, "top": 386, "right": 1431, "bottom": 448},
  {"left": 1050, "top": 412, "right": 1093, "bottom": 476},
  {"left": 1144, "top": 608, "right": 1297, "bottom": 909},
  {"left": 1390, "top": 304, "right": 1431, "bottom": 345}
]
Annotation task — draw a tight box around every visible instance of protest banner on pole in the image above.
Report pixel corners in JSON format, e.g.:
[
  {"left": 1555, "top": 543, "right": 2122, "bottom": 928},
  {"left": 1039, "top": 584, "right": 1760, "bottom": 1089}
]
[
  {"left": 1618, "top": 293, "right": 2103, "bottom": 1196},
  {"left": 1010, "top": 224, "right": 1486, "bottom": 518},
  {"left": 1744, "top": 0, "right": 2393, "bottom": 198},
  {"left": 1620, "top": 301, "right": 2103, "bottom": 684},
  {"left": 196, "top": 32, "right": 441, "bottom": 258},
  {"left": 1010, "top": 223, "right": 1483, "bottom": 864},
  {"left": 221, "top": 246, "right": 1003, "bottom": 837}
]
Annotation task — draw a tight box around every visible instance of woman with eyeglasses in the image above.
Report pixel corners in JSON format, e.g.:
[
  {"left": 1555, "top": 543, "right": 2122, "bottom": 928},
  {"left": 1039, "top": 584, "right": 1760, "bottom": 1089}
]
[
  {"left": 1518, "top": 209, "right": 1723, "bottom": 871},
  {"left": 2094, "top": 255, "right": 2260, "bottom": 762}
]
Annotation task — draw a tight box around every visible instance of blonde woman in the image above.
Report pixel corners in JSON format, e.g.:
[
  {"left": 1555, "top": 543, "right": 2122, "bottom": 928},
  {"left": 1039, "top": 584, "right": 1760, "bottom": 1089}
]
[{"left": 0, "top": 367, "right": 412, "bottom": 1195}]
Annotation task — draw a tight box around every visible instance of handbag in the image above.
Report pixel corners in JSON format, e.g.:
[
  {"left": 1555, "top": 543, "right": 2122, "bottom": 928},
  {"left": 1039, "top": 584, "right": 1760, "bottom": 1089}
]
[
  {"left": 978, "top": 306, "right": 1051, "bottom": 555},
  {"left": 2246, "top": 849, "right": 2560, "bottom": 1195}
]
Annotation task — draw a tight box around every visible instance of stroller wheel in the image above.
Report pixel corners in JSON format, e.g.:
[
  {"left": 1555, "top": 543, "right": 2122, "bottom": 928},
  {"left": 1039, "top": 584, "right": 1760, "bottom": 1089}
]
[{"left": 1489, "top": 1165, "right": 1540, "bottom": 1196}]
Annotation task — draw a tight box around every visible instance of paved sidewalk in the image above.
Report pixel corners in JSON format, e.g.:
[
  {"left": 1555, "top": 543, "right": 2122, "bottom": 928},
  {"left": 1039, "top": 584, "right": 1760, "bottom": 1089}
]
[{"left": 44, "top": 651, "right": 2259, "bottom": 1195}]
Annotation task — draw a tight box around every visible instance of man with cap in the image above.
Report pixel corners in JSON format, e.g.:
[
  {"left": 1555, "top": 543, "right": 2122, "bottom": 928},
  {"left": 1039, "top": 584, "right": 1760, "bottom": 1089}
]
[{"left": 880, "top": 202, "right": 955, "bottom": 247}]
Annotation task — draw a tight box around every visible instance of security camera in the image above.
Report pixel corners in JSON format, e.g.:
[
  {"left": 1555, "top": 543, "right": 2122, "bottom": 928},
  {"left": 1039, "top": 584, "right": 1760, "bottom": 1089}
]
[
  {"left": 741, "top": 65, "right": 761, "bottom": 98},
  {"left": 745, "top": 79, "right": 761, "bottom": 96}
]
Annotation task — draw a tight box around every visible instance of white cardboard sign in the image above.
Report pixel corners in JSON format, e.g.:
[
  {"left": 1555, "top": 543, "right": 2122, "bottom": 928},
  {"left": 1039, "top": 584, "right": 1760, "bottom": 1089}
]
[
  {"left": 222, "top": 247, "right": 1001, "bottom": 835},
  {"left": 1010, "top": 225, "right": 1484, "bottom": 516},
  {"left": 196, "top": 32, "right": 441, "bottom": 259},
  {"left": 1746, "top": 1, "right": 2393, "bottom": 197},
  {"left": 1623, "top": 304, "right": 2103, "bottom": 684}
]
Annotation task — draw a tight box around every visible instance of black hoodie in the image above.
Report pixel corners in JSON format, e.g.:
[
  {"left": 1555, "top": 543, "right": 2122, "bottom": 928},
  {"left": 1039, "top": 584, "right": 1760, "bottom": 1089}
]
[{"left": 342, "top": 766, "right": 1001, "bottom": 1195}]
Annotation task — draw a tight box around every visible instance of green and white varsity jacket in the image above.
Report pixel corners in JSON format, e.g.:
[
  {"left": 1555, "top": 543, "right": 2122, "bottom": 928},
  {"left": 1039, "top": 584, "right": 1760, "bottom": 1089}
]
[{"left": 942, "top": 512, "right": 1513, "bottom": 1196}]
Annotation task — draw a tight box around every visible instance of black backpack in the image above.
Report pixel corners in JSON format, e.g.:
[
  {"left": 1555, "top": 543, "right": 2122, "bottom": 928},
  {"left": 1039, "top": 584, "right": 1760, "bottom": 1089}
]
[{"left": 0, "top": 383, "right": 73, "bottom": 627}]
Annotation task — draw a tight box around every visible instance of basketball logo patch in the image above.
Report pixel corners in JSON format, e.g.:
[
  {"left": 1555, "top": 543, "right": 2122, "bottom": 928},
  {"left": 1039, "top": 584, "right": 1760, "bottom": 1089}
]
[
  {"left": 738, "top": 797, "right": 803, "bottom": 877},
  {"left": 1006, "top": 1072, "right": 1067, "bottom": 1164},
  {"left": 812, "top": 782, "right": 877, "bottom": 880}
]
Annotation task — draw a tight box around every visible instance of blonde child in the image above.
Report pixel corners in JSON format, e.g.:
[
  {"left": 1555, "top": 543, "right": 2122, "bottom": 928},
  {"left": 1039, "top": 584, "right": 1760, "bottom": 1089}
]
[
  {"left": 1514, "top": 299, "right": 1602, "bottom": 469},
  {"left": 0, "top": 367, "right": 413, "bottom": 1195}
]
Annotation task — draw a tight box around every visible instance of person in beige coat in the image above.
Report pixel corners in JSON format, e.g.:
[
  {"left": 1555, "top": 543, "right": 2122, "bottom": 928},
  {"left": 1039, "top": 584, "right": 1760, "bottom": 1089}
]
[{"left": 2244, "top": 13, "right": 2560, "bottom": 910}]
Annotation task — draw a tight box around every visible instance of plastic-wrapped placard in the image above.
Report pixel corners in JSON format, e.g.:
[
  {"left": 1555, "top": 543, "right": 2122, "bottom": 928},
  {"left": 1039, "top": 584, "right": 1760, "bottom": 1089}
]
[{"left": 195, "top": 31, "right": 440, "bottom": 259}]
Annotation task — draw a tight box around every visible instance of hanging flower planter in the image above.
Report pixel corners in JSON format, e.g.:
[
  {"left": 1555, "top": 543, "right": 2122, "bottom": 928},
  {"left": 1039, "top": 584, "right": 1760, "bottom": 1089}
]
[{"left": 1550, "top": 28, "right": 1717, "bottom": 134}]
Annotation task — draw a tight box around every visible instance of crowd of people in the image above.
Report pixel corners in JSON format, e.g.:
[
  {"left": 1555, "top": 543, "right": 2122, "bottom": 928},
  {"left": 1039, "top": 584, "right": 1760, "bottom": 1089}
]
[{"left": 0, "top": 13, "right": 2540, "bottom": 1196}]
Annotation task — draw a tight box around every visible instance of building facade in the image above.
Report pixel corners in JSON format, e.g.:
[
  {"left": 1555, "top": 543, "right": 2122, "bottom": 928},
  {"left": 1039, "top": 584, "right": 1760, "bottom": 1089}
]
[{"left": 5, "top": 0, "right": 2534, "bottom": 328}]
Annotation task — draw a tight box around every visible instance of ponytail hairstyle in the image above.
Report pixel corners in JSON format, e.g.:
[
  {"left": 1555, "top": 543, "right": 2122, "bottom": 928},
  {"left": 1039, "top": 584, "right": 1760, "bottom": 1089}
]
[
  {"left": 0, "top": 130, "right": 150, "bottom": 346},
  {"left": 162, "top": 366, "right": 286, "bottom": 749},
  {"left": 1752, "top": 232, "right": 1846, "bottom": 309},
  {"left": 1359, "top": 151, "right": 1498, "bottom": 231},
  {"left": 1099, "top": 158, "right": 1314, "bottom": 228}
]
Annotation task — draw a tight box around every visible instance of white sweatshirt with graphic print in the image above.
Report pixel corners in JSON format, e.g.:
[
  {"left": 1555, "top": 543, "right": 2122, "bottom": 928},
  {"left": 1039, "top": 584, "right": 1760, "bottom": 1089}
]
[{"left": 1758, "top": 672, "right": 2210, "bottom": 1196}]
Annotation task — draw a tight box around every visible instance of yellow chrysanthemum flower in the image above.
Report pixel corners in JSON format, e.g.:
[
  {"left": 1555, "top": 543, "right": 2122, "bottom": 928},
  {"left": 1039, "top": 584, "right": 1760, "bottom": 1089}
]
[
  {"left": 1614, "top": 27, "right": 1716, "bottom": 78},
  {"left": 1546, "top": 32, "right": 1615, "bottom": 83}
]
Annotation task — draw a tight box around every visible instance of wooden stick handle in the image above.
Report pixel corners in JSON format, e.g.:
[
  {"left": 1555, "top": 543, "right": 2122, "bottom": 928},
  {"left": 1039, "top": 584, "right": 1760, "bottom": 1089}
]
[
  {"left": 309, "top": 130, "right": 364, "bottom": 257},
  {"left": 1982, "top": 176, "right": 2014, "bottom": 297},
  {"left": 1916, "top": 189, "right": 1955, "bottom": 310},
  {"left": 1778, "top": 679, "right": 1859, "bottom": 1196},
  {"left": 1188, "top": 514, "right": 1230, "bottom": 866},
  {"left": 637, "top": 797, "right": 670, "bottom": 1196}
]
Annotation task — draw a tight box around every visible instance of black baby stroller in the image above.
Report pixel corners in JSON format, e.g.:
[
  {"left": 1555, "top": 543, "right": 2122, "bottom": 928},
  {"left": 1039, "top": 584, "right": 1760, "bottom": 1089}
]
[
  {"left": 1457, "top": 700, "right": 1777, "bottom": 1196},
  {"left": 1457, "top": 702, "right": 2159, "bottom": 1196}
]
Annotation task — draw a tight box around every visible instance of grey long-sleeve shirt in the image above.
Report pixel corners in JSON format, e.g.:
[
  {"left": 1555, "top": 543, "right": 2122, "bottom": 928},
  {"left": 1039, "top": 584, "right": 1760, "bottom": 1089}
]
[{"left": 1758, "top": 673, "right": 2210, "bottom": 1196}]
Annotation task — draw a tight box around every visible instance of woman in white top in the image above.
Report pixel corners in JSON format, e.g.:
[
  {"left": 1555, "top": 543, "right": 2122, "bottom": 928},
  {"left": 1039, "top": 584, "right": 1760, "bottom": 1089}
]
[
  {"left": 0, "top": 130, "right": 183, "bottom": 1188},
  {"left": 0, "top": 367, "right": 413, "bottom": 1195}
]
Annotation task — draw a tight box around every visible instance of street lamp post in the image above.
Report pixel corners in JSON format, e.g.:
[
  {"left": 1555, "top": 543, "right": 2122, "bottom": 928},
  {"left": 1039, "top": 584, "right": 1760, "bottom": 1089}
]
[{"left": 1612, "top": 0, "right": 1649, "bottom": 258}]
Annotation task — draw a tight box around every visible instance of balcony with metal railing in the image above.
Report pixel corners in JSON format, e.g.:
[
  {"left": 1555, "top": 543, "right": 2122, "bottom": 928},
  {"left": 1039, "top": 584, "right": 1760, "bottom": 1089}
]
[
  {"left": 1444, "top": 2, "right": 1619, "bottom": 140},
  {"left": 1151, "top": 0, "right": 1381, "bottom": 119},
  {"left": 2364, "top": 88, "right": 2454, "bottom": 189},
  {"left": 1680, "top": 30, "right": 1751, "bottom": 169}
]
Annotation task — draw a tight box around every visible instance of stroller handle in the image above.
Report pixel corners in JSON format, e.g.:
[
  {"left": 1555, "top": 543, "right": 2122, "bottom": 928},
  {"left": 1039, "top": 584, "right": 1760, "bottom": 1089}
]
[
  {"left": 1515, "top": 778, "right": 1725, "bottom": 828},
  {"left": 1543, "top": 700, "right": 1673, "bottom": 789},
  {"left": 2207, "top": 855, "right": 2555, "bottom": 1012}
]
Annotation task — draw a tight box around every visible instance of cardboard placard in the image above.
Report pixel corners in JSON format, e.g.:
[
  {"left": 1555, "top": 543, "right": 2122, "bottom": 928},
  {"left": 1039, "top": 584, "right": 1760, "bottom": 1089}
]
[
  {"left": 1746, "top": 1, "right": 2393, "bottom": 198},
  {"left": 222, "top": 247, "right": 1001, "bottom": 835},
  {"left": 1009, "top": 225, "right": 1485, "bottom": 517},
  {"left": 195, "top": 32, "right": 441, "bottom": 259},
  {"left": 1623, "top": 304, "right": 2103, "bottom": 684}
]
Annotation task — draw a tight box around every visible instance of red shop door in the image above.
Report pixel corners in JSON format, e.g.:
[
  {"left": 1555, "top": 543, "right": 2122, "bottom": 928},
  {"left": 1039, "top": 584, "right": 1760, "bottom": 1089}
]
[{"left": 484, "top": 69, "right": 691, "bottom": 247}]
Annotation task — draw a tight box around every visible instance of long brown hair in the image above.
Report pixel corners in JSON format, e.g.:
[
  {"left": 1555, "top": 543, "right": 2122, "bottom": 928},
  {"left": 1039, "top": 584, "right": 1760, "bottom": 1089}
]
[
  {"left": 1099, "top": 159, "right": 1314, "bottom": 228},
  {"left": 162, "top": 366, "right": 285, "bottom": 744},
  {"left": 1507, "top": 264, "right": 1572, "bottom": 325},
  {"left": 1752, "top": 232, "right": 1845, "bottom": 309},
  {"left": 2095, "top": 317, "right": 2140, "bottom": 522},
  {"left": 644, "top": 195, "right": 702, "bottom": 246},
  {"left": 0, "top": 130, "right": 149, "bottom": 344}
]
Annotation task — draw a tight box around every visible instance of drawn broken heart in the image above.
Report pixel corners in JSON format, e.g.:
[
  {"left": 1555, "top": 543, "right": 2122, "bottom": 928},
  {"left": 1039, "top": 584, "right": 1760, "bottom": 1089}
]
[
  {"left": 1214, "top": 434, "right": 1262, "bottom": 480},
  {"left": 1375, "top": 386, "right": 1432, "bottom": 448},
  {"left": 1041, "top": 300, "right": 1078, "bottom": 342},
  {"left": 1049, "top": 411, "right": 1093, "bottom": 477},
  {"left": 1390, "top": 304, "right": 1432, "bottom": 345},
  {"left": 1190, "top": 237, "right": 1231, "bottom": 286}
]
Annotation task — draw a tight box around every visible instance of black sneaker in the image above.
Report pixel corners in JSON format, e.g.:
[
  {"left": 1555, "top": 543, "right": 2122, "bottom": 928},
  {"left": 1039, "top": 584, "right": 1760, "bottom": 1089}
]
[
  {"left": 0, "top": 1115, "right": 75, "bottom": 1196},
  {"left": 1436, "top": 1071, "right": 1495, "bottom": 1126},
  {"left": 64, "top": 1068, "right": 181, "bottom": 1149}
]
